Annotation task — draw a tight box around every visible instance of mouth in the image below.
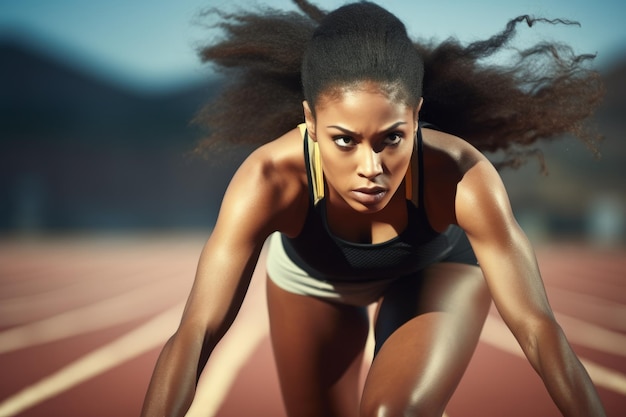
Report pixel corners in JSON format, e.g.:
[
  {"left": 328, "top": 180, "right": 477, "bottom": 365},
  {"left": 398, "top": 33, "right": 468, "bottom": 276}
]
[{"left": 351, "top": 187, "right": 388, "bottom": 205}]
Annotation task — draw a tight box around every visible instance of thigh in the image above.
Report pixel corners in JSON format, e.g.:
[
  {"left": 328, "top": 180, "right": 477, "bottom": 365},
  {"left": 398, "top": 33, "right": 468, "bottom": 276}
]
[
  {"left": 361, "top": 263, "right": 491, "bottom": 417},
  {"left": 266, "top": 276, "right": 370, "bottom": 417}
]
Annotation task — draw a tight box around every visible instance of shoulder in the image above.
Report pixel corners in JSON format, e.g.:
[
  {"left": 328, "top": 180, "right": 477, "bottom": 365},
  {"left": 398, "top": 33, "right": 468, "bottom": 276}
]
[
  {"left": 421, "top": 127, "right": 483, "bottom": 175},
  {"left": 236, "top": 127, "right": 306, "bottom": 192},
  {"left": 421, "top": 127, "right": 513, "bottom": 232},
  {"left": 214, "top": 127, "right": 309, "bottom": 240}
]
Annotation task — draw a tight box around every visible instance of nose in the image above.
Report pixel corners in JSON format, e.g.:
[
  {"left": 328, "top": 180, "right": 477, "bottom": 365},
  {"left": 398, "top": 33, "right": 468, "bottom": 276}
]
[{"left": 357, "top": 146, "right": 383, "bottom": 179}]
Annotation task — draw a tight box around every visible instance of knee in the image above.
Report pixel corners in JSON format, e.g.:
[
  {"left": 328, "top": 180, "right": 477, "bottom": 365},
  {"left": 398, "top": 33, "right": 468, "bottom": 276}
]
[{"left": 360, "top": 394, "right": 446, "bottom": 417}]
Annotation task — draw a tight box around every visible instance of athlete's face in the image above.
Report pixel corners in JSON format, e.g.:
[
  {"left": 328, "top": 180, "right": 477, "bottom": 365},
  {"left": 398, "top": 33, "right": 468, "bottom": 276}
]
[{"left": 304, "top": 82, "right": 422, "bottom": 214}]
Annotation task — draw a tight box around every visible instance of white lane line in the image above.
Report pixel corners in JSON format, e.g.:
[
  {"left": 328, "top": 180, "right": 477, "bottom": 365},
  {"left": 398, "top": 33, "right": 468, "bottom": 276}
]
[
  {"left": 546, "top": 287, "right": 626, "bottom": 332},
  {"left": 0, "top": 264, "right": 150, "bottom": 301},
  {"left": 184, "top": 255, "right": 271, "bottom": 417},
  {"left": 0, "top": 276, "right": 190, "bottom": 354},
  {"left": 541, "top": 260, "right": 626, "bottom": 289},
  {"left": 0, "top": 303, "right": 184, "bottom": 417},
  {"left": 0, "top": 265, "right": 191, "bottom": 327},
  {"left": 185, "top": 314, "right": 268, "bottom": 417},
  {"left": 556, "top": 313, "right": 626, "bottom": 358},
  {"left": 480, "top": 314, "right": 626, "bottom": 395}
]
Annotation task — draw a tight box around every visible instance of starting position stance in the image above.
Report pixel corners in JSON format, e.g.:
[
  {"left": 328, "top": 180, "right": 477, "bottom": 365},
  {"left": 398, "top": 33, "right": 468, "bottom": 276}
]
[{"left": 142, "top": 1, "right": 606, "bottom": 416}]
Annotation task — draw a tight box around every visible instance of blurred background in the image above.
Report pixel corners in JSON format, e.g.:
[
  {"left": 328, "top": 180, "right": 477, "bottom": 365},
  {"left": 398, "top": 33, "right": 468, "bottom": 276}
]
[
  {"left": 0, "top": 1, "right": 625, "bottom": 416},
  {"left": 0, "top": 0, "right": 625, "bottom": 244}
]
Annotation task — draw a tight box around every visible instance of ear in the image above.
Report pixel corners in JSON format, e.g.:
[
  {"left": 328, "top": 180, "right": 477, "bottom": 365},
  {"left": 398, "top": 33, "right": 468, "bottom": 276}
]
[{"left": 302, "top": 100, "right": 317, "bottom": 141}]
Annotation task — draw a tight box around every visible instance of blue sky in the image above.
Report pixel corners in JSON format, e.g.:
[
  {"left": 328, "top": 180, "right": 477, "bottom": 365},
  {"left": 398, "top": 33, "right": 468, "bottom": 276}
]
[{"left": 1, "top": 0, "right": 625, "bottom": 91}]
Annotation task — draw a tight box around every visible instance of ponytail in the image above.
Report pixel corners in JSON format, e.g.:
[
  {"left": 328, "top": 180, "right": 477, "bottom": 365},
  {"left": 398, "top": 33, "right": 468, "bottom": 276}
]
[{"left": 193, "top": 1, "right": 604, "bottom": 170}]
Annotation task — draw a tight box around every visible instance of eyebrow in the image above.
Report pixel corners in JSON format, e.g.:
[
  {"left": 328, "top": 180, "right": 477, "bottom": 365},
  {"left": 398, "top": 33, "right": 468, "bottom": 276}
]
[{"left": 326, "top": 121, "right": 408, "bottom": 135}]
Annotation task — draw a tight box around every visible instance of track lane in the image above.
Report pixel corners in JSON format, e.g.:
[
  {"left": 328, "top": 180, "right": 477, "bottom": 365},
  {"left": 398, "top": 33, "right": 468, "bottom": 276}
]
[{"left": 0, "top": 236, "right": 623, "bottom": 416}]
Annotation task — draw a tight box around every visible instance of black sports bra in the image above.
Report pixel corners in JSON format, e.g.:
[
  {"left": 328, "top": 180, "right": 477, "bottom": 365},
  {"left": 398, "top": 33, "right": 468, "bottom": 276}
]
[{"left": 281, "top": 122, "right": 460, "bottom": 282}]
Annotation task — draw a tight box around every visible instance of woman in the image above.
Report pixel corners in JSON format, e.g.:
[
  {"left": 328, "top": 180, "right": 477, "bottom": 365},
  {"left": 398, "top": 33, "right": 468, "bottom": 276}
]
[{"left": 141, "top": 1, "right": 606, "bottom": 416}]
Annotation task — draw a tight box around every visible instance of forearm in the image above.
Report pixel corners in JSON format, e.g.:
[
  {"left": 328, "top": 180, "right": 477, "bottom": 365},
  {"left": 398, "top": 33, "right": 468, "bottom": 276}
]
[
  {"left": 524, "top": 321, "right": 606, "bottom": 417},
  {"left": 141, "top": 330, "right": 207, "bottom": 417}
]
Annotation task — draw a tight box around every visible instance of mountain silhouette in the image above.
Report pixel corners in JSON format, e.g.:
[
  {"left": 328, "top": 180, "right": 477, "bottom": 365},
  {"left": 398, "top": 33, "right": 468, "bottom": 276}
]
[{"left": 0, "top": 34, "right": 240, "bottom": 232}]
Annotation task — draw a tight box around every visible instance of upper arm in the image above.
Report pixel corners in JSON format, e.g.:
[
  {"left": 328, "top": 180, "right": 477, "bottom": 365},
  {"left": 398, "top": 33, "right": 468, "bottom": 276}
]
[
  {"left": 455, "top": 157, "right": 555, "bottom": 335},
  {"left": 179, "top": 150, "right": 301, "bottom": 342}
]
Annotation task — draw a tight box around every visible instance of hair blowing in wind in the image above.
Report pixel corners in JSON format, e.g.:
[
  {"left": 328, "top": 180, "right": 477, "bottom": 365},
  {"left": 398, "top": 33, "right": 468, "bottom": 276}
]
[{"left": 193, "top": 0, "right": 604, "bottom": 170}]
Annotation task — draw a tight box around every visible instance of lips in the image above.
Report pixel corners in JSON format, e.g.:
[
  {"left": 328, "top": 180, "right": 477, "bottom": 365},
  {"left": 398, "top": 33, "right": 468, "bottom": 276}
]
[{"left": 351, "top": 187, "right": 388, "bottom": 205}]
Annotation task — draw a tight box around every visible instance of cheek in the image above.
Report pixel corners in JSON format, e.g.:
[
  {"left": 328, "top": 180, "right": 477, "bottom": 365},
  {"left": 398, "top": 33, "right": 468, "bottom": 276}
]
[
  {"left": 319, "top": 151, "right": 348, "bottom": 180},
  {"left": 389, "top": 159, "right": 410, "bottom": 187},
  {"left": 391, "top": 153, "right": 410, "bottom": 169},
  {"left": 387, "top": 148, "right": 412, "bottom": 177}
]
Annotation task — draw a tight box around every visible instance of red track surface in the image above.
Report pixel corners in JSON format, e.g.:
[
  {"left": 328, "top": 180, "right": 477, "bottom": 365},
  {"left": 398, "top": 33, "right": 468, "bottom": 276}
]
[{"left": 0, "top": 234, "right": 624, "bottom": 417}]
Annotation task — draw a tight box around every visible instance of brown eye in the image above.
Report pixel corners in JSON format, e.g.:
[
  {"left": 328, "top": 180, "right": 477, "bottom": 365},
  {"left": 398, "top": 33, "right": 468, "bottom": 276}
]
[
  {"left": 384, "top": 132, "right": 403, "bottom": 146},
  {"left": 333, "top": 136, "right": 355, "bottom": 148}
]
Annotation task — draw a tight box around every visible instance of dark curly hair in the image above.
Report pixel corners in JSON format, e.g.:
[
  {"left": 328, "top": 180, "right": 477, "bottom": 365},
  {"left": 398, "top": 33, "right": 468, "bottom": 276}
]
[{"left": 193, "top": 0, "right": 604, "bottom": 170}]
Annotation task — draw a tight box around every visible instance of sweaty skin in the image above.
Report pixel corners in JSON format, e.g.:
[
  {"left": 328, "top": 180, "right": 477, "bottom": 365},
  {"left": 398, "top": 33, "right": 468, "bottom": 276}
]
[{"left": 141, "top": 83, "right": 606, "bottom": 417}]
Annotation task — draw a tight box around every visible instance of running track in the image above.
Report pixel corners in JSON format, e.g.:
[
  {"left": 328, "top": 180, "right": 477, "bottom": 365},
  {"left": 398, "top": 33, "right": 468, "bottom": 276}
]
[{"left": 0, "top": 234, "right": 624, "bottom": 417}]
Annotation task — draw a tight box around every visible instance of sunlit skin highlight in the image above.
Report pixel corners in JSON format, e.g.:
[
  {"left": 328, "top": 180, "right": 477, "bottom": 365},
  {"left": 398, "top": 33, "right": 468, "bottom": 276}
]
[{"left": 140, "top": 3, "right": 608, "bottom": 415}]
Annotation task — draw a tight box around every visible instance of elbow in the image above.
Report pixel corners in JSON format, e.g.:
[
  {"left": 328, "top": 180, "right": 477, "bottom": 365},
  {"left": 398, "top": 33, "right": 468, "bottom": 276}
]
[
  {"left": 164, "top": 325, "right": 215, "bottom": 383},
  {"left": 172, "top": 315, "right": 214, "bottom": 348},
  {"left": 171, "top": 304, "right": 238, "bottom": 378},
  {"left": 515, "top": 314, "right": 566, "bottom": 373},
  {"left": 175, "top": 310, "right": 222, "bottom": 345}
]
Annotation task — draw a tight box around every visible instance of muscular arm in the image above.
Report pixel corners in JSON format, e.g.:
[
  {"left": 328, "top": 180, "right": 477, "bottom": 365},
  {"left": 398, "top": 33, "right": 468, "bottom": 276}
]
[
  {"left": 141, "top": 144, "right": 303, "bottom": 416},
  {"left": 456, "top": 158, "right": 606, "bottom": 417}
]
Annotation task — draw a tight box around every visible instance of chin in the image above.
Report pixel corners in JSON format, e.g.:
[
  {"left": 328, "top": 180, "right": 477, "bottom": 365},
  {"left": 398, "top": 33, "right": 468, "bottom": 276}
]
[{"left": 349, "top": 200, "right": 388, "bottom": 214}]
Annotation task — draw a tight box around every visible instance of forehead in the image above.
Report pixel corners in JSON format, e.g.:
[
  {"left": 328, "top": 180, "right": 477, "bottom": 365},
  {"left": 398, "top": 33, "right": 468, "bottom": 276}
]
[
  {"left": 312, "top": 89, "right": 416, "bottom": 137},
  {"left": 315, "top": 81, "right": 409, "bottom": 113}
]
